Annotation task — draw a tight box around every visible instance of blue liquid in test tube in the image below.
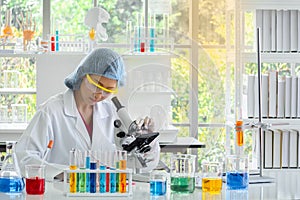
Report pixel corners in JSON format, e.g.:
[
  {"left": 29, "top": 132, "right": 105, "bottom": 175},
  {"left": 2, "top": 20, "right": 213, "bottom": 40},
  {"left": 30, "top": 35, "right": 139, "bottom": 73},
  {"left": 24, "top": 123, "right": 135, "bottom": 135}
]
[
  {"left": 90, "top": 162, "right": 97, "bottom": 193},
  {"left": 55, "top": 30, "right": 59, "bottom": 51},
  {"left": 110, "top": 167, "right": 116, "bottom": 193},
  {"left": 99, "top": 164, "right": 106, "bottom": 193},
  {"left": 85, "top": 153, "right": 90, "bottom": 192},
  {"left": 149, "top": 28, "right": 155, "bottom": 52}
]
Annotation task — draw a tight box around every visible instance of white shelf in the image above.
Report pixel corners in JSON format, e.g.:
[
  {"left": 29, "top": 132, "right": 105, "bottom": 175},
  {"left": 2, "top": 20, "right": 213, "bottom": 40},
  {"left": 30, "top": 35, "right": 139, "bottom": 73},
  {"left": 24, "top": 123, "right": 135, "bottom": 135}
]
[
  {"left": 244, "top": 118, "right": 300, "bottom": 128},
  {"left": 241, "top": 0, "right": 300, "bottom": 10},
  {"left": 0, "top": 88, "right": 36, "bottom": 94},
  {"left": 242, "top": 52, "right": 300, "bottom": 63}
]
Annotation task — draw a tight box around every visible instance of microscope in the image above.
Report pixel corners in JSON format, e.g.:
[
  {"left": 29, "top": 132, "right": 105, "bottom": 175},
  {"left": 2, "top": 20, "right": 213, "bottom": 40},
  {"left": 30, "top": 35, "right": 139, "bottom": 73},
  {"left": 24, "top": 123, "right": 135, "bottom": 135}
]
[{"left": 111, "top": 96, "right": 159, "bottom": 174}]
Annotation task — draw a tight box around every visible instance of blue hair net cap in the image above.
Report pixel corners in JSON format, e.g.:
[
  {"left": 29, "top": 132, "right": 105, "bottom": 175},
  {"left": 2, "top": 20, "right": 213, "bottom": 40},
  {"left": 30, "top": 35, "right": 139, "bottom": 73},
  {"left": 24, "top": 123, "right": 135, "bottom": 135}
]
[{"left": 64, "top": 48, "right": 126, "bottom": 90}]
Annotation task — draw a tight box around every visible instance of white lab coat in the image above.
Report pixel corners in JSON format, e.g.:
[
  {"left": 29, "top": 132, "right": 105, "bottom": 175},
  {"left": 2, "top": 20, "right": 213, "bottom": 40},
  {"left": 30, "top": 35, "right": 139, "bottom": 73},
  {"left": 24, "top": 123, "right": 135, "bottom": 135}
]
[{"left": 15, "top": 89, "right": 160, "bottom": 181}]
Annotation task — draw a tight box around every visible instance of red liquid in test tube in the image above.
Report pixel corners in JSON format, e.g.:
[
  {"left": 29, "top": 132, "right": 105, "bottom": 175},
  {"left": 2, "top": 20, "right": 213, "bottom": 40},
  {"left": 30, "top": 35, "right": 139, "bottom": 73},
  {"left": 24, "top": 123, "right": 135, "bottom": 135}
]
[
  {"left": 140, "top": 42, "right": 145, "bottom": 52},
  {"left": 51, "top": 36, "right": 55, "bottom": 51}
]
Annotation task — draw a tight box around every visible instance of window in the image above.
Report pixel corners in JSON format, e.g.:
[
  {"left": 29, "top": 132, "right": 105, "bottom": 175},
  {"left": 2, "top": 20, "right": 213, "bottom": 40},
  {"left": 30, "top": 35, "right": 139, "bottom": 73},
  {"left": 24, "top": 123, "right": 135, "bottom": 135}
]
[{"left": 1, "top": 0, "right": 235, "bottom": 165}]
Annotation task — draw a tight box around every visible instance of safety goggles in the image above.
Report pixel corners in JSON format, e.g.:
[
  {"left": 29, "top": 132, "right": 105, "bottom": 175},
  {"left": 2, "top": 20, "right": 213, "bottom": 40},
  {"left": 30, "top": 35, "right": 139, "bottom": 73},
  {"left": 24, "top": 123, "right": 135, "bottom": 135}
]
[{"left": 85, "top": 74, "right": 118, "bottom": 95}]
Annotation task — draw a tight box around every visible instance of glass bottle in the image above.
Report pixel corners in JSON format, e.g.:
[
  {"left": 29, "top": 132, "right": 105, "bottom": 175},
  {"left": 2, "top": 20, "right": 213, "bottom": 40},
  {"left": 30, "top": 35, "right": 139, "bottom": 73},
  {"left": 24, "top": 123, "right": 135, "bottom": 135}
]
[{"left": 0, "top": 142, "right": 25, "bottom": 193}]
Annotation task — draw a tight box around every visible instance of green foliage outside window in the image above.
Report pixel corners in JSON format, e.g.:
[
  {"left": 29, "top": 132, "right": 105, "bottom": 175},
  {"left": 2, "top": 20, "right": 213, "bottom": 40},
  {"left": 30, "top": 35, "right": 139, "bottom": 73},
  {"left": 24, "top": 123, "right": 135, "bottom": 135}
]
[{"left": 1, "top": 0, "right": 237, "bottom": 166}]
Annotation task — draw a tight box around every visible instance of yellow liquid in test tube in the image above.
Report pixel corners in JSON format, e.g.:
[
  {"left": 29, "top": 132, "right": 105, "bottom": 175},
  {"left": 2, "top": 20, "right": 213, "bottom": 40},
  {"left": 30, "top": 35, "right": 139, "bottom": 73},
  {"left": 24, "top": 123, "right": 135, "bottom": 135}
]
[
  {"left": 202, "top": 177, "right": 222, "bottom": 193},
  {"left": 69, "top": 165, "right": 77, "bottom": 193},
  {"left": 119, "top": 159, "right": 127, "bottom": 193}
]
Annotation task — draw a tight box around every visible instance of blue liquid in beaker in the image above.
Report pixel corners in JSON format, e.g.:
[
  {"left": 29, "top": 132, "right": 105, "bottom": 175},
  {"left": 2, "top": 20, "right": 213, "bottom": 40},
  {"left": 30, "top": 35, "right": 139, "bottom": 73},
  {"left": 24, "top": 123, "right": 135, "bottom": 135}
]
[
  {"left": 226, "top": 171, "right": 249, "bottom": 190},
  {"left": 150, "top": 180, "right": 167, "bottom": 196},
  {"left": 0, "top": 177, "right": 24, "bottom": 193}
]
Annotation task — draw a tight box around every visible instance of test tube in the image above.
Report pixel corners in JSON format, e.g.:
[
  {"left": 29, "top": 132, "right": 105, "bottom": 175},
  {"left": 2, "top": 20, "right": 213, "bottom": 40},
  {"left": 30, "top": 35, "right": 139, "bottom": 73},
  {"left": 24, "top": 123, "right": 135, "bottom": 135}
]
[
  {"left": 135, "top": 13, "right": 143, "bottom": 52},
  {"left": 99, "top": 151, "right": 106, "bottom": 193},
  {"left": 77, "top": 150, "right": 86, "bottom": 193},
  {"left": 110, "top": 151, "right": 117, "bottom": 193},
  {"left": 51, "top": 35, "right": 55, "bottom": 51},
  {"left": 115, "top": 151, "right": 120, "bottom": 192},
  {"left": 236, "top": 120, "right": 244, "bottom": 146},
  {"left": 119, "top": 151, "right": 127, "bottom": 193},
  {"left": 85, "top": 150, "right": 91, "bottom": 192},
  {"left": 90, "top": 151, "right": 97, "bottom": 193},
  {"left": 96, "top": 158, "right": 100, "bottom": 192},
  {"left": 126, "top": 21, "right": 132, "bottom": 51},
  {"left": 69, "top": 148, "right": 77, "bottom": 193},
  {"left": 55, "top": 29, "right": 59, "bottom": 51},
  {"left": 163, "top": 13, "right": 169, "bottom": 50},
  {"left": 149, "top": 14, "right": 156, "bottom": 52},
  {"left": 106, "top": 152, "right": 111, "bottom": 192}
]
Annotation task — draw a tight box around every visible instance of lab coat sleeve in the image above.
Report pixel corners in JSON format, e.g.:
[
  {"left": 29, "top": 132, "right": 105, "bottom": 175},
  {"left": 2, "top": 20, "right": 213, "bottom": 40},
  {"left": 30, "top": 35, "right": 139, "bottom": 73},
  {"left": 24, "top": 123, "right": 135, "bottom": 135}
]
[{"left": 15, "top": 109, "right": 66, "bottom": 181}]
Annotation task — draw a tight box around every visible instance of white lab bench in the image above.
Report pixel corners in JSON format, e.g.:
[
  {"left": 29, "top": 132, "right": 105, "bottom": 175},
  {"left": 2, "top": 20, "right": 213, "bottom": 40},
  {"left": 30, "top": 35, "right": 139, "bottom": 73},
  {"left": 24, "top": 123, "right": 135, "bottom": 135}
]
[
  {"left": 159, "top": 137, "right": 205, "bottom": 153},
  {"left": 1, "top": 169, "right": 299, "bottom": 200}
]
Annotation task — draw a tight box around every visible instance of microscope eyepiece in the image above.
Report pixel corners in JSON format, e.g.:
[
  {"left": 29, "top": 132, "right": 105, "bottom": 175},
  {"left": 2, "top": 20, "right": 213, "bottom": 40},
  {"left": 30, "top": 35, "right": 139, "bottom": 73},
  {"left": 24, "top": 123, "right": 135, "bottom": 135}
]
[{"left": 114, "top": 119, "right": 122, "bottom": 128}]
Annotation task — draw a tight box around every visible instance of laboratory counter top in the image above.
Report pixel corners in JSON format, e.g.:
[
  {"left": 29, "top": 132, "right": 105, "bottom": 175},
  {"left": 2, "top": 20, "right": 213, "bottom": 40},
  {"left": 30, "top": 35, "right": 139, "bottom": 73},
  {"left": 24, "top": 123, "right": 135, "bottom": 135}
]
[{"left": 1, "top": 169, "right": 300, "bottom": 200}]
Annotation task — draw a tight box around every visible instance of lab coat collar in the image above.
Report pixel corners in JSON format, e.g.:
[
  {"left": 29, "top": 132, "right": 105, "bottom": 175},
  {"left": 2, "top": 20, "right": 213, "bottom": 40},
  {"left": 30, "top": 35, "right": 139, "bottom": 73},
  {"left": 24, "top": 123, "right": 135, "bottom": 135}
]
[
  {"left": 62, "top": 89, "right": 112, "bottom": 148},
  {"left": 62, "top": 89, "right": 110, "bottom": 119}
]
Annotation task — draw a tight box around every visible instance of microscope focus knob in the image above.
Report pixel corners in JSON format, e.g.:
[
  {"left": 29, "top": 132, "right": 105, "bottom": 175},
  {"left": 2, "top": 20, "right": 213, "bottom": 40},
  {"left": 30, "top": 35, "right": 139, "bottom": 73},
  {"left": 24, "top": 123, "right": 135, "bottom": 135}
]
[
  {"left": 114, "top": 119, "right": 122, "bottom": 128},
  {"left": 116, "top": 131, "right": 126, "bottom": 138}
]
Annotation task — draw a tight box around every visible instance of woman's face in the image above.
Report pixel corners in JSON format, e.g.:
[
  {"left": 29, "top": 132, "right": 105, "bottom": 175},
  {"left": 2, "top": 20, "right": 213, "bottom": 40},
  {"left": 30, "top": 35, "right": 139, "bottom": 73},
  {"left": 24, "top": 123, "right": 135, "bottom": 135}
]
[{"left": 80, "top": 74, "right": 117, "bottom": 105}]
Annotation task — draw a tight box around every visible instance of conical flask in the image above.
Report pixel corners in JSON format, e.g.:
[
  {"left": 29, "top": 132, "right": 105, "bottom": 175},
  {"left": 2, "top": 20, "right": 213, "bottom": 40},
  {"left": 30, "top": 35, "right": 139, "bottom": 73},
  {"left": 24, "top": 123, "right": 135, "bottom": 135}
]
[{"left": 0, "top": 142, "right": 24, "bottom": 193}]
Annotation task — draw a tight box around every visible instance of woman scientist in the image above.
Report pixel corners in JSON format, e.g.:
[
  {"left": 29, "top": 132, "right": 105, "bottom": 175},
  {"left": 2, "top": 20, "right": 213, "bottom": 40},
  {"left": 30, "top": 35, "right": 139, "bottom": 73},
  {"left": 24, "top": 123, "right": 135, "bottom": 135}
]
[{"left": 15, "top": 48, "right": 160, "bottom": 181}]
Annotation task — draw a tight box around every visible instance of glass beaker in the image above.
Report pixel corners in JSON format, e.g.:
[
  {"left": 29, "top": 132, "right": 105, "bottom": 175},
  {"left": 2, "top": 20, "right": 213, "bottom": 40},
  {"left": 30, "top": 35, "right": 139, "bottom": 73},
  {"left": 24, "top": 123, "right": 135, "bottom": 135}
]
[
  {"left": 3, "top": 70, "right": 20, "bottom": 88},
  {"left": 170, "top": 154, "right": 196, "bottom": 193},
  {"left": 0, "top": 142, "right": 25, "bottom": 193},
  {"left": 225, "top": 154, "right": 249, "bottom": 190},
  {"left": 150, "top": 170, "right": 167, "bottom": 196},
  {"left": 0, "top": 105, "right": 8, "bottom": 123},
  {"left": 201, "top": 162, "right": 223, "bottom": 193},
  {"left": 25, "top": 165, "right": 45, "bottom": 195},
  {"left": 11, "top": 104, "right": 27, "bottom": 123}
]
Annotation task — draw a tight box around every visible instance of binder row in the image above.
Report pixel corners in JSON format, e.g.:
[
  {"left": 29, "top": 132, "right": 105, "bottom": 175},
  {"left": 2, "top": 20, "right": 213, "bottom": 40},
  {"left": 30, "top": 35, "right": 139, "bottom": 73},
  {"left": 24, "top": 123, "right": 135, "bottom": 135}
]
[
  {"left": 247, "top": 72, "right": 300, "bottom": 118},
  {"left": 256, "top": 9, "right": 300, "bottom": 52},
  {"left": 264, "top": 129, "right": 300, "bottom": 169}
]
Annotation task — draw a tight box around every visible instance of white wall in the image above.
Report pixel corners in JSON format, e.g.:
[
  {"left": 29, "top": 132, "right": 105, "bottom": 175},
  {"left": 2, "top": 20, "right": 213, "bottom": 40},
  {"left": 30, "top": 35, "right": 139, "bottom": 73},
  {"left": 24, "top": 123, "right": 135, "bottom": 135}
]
[{"left": 36, "top": 53, "right": 86, "bottom": 106}]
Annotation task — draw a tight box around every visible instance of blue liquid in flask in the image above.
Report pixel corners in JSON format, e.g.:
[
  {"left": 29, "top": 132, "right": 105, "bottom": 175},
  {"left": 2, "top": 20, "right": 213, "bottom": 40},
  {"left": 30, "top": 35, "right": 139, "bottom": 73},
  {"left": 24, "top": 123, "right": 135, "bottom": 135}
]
[
  {"left": 0, "top": 142, "right": 25, "bottom": 194},
  {"left": 0, "top": 177, "right": 24, "bottom": 193},
  {"left": 226, "top": 171, "right": 249, "bottom": 190},
  {"left": 150, "top": 180, "right": 167, "bottom": 196}
]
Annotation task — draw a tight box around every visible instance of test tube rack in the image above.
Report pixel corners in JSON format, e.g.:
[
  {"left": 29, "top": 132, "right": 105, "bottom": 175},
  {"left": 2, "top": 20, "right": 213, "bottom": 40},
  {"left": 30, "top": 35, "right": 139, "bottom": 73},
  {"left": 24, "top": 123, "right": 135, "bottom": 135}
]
[{"left": 63, "top": 168, "right": 133, "bottom": 197}]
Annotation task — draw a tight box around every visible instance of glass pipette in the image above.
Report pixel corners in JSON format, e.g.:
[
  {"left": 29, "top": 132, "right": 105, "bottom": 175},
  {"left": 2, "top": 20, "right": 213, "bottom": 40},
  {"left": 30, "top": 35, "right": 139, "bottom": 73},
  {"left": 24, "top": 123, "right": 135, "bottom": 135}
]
[{"left": 41, "top": 140, "right": 53, "bottom": 165}]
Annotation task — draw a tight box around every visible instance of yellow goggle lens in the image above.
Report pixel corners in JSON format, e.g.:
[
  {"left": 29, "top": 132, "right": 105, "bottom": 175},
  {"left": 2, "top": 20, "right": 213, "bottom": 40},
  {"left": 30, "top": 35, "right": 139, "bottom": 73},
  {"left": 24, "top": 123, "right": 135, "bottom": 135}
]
[{"left": 86, "top": 74, "right": 118, "bottom": 94}]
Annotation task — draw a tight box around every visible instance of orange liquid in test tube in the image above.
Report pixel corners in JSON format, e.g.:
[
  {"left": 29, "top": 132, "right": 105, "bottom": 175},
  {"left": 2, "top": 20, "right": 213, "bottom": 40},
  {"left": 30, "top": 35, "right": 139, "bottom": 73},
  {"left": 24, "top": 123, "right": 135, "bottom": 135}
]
[
  {"left": 69, "top": 165, "right": 77, "bottom": 193},
  {"left": 119, "top": 159, "right": 127, "bottom": 193},
  {"left": 236, "top": 120, "right": 243, "bottom": 146}
]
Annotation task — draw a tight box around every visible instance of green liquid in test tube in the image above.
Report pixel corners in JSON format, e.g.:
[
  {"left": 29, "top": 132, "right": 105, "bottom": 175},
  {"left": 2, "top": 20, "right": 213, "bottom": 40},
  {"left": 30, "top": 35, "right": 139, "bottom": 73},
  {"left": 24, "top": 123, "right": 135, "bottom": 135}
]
[{"left": 77, "top": 150, "right": 86, "bottom": 193}]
